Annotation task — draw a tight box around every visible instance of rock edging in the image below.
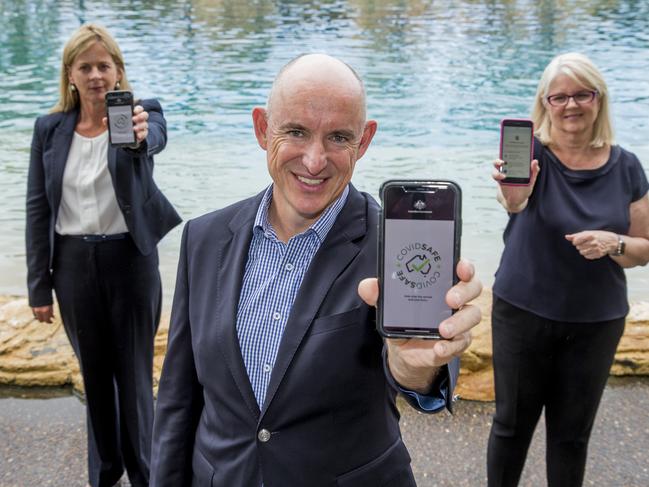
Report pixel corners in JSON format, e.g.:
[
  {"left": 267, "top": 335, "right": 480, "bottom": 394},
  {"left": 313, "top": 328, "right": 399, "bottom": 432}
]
[{"left": 1, "top": 292, "right": 648, "bottom": 401}]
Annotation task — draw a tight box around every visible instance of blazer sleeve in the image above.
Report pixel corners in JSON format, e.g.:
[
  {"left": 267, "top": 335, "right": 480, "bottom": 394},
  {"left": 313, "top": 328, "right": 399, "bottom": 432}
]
[
  {"left": 25, "top": 117, "right": 54, "bottom": 307},
  {"left": 151, "top": 222, "right": 203, "bottom": 487},
  {"left": 113, "top": 98, "right": 181, "bottom": 256}
]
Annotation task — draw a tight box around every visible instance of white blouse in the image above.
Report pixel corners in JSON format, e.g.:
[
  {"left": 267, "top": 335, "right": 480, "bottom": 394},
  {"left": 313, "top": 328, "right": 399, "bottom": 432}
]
[{"left": 55, "top": 131, "right": 128, "bottom": 235}]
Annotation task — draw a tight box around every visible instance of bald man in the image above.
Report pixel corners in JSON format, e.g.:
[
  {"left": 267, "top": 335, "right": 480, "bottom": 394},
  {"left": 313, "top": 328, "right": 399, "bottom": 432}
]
[{"left": 150, "top": 54, "right": 482, "bottom": 487}]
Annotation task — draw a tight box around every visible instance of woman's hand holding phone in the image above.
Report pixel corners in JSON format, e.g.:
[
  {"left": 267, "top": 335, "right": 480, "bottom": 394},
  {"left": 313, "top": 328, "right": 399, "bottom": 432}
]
[
  {"left": 493, "top": 158, "right": 540, "bottom": 213},
  {"left": 358, "top": 259, "right": 482, "bottom": 393},
  {"left": 131, "top": 105, "right": 149, "bottom": 144}
]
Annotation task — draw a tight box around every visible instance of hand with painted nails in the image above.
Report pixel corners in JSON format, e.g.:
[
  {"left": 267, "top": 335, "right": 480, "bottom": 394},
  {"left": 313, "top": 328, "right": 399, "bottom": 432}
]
[
  {"left": 565, "top": 230, "right": 619, "bottom": 260},
  {"left": 492, "top": 158, "right": 540, "bottom": 213}
]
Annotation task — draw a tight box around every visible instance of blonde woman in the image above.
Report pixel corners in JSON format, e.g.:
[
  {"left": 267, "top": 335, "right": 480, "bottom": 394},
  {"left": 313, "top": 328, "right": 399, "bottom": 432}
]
[
  {"left": 26, "top": 24, "right": 181, "bottom": 487},
  {"left": 489, "top": 52, "right": 649, "bottom": 486}
]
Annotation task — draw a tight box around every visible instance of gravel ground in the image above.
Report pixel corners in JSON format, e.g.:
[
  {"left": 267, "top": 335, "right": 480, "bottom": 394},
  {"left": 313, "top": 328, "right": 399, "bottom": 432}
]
[{"left": 1, "top": 377, "right": 648, "bottom": 487}]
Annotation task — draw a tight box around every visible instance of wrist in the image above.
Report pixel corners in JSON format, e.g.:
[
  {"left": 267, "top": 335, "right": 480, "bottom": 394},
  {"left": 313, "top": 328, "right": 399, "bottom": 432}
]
[
  {"left": 388, "top": 354, "right": 439, "bottom": 394},
  {"left": 507, "top": 197, "right": 529, "bottom": 213},
  {"left": 610, "top": 235, "right": 625, "bottom": 256}
]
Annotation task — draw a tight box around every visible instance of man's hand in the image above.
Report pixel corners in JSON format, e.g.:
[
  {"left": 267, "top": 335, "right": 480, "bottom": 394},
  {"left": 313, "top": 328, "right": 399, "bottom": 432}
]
[
  {"left": 358, "top": 259, "right": 482, "bottom": 394},
  {"left": 32, "top": 305, "right": 54, "bottom": 323}
]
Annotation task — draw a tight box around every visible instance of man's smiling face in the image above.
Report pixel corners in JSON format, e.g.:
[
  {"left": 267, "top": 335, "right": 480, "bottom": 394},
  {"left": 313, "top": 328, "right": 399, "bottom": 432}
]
[{"left": 252, "top": 55, "right": 377, "bottom": 239}]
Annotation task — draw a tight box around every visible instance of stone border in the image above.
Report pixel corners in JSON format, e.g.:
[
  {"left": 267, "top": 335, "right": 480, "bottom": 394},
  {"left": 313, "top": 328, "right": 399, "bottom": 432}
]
[{"left": 1, "top": 292, "right": 647, "bottom": 401}]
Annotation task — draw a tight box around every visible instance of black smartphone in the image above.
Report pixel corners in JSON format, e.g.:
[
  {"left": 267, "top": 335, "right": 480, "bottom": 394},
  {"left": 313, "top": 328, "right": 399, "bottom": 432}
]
[
  {"left": 499, "top": 119, "right": 534, "bottom": 185},
  {"left": 377, "top": 180, "right": 462, "bottom": 339},
  {"left": 105, "top": 90, "right": 136, "bottom": 147}
]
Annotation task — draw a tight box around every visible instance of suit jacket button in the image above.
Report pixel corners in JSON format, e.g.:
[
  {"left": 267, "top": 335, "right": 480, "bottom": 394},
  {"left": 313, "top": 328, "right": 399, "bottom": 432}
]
[{"left": 258, "top": 429, "right": 271, "bottom": 443}]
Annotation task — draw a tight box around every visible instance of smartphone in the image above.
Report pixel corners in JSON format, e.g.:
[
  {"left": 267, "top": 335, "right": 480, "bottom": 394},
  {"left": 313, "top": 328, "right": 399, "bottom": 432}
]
[
  {"left": 499, "top": 119, "right": 534, "bottom": 185},
  {"left": 105, "top": 90, "right": 135, "bottom": 147},
  {"left": 377, "top": 180, "right": 462, "bottom": 339}
]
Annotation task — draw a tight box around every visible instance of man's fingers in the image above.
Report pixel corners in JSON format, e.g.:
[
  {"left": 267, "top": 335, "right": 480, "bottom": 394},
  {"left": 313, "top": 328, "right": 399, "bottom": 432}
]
[
  {"left": 439, "top": 303, "right": 482, "bottom": 339},
  {"left": 455, "top": 258, "right": 475, "bottom": 282},
  {"left": 384, "top": 338, "right": 419, "bottom": 352},
  {"left": 357, "top": 278, "right": 379, "bottom": 307},
  {"left": 446, "top": 277, "right": 482, "bottom": 309},
  {"left": 447, "top": 260, "right": 481, "bottom": 309},
  {"left": 434, "top": 331, "right": 472, "bottom": 358}
]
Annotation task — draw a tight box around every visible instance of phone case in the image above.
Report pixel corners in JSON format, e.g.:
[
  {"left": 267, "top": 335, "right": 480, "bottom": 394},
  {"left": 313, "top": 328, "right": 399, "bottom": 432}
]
[
  {"left": 377, "top": 180, "right": 462, "bottom": 339},
  {"left": 499, "top": 118, "right": 534, "bottom": 186}
]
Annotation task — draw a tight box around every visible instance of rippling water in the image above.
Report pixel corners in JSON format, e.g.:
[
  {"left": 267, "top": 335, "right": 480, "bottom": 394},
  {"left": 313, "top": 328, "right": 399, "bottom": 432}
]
[{"left": 1, "top": 0, "right": 647, "bottom": 302}]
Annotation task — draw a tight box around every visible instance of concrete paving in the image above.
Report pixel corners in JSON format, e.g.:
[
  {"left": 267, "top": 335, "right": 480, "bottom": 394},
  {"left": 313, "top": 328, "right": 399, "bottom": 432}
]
[
  {"left": 1, "top": 377, "right": 648, "bottom": 487},
  {"left": 400, "top": 376, "right": 649, "bottom": 486}
]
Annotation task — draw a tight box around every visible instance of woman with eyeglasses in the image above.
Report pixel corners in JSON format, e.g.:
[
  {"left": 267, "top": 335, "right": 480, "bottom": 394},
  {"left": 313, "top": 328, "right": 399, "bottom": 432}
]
[{"left": 488, "top": 52, "right": 649, "bottom": 486}]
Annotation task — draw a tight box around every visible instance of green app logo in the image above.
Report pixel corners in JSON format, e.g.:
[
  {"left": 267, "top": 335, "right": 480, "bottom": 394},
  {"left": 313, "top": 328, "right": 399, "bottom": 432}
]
[{"left": 395, "top": 242, "right": 442, "bottom": 289}]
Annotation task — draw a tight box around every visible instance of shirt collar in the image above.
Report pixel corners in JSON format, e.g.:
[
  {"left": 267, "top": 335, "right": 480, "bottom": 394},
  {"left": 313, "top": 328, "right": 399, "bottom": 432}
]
[{"left": 253, "top": 184, "right": 350, "bottom": 243}]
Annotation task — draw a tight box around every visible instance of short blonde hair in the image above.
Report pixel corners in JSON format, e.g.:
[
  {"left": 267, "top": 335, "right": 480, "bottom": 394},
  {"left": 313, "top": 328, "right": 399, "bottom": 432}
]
[
  {"left": 51, "top": 23, "right": 132, "bottom": 113},
  {"left": 532, "top": 52, "right": 613, "bottom": 148}
]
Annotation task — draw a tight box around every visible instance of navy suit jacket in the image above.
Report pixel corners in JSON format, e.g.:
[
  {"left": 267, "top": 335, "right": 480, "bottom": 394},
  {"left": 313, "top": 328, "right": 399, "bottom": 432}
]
[
  {"left": 26, "top": 99, "right": 181, "bottom": 307},
  {"left": 151, "top": 184, "right": 459, "bottom": 487}
]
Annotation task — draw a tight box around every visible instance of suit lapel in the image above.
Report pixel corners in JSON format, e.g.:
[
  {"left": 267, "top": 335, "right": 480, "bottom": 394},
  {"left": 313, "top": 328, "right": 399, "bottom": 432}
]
[
  {"left": 107, "top": 140, "right": 117, "bottom": 181},
  {"left": 48, "top": 110, "right": 78, "bottom": 212},
  {"left": 260, "top": 185, "right": 368, "bottom": 417},
  {"left": 214, "top": 194, "right": 265, "bottom": 418}
]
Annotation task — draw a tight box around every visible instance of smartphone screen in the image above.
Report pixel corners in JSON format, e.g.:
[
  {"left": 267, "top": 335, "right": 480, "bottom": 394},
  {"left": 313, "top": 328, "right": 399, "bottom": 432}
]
[
  {"left": 106, "top": 91, "right": 135, "bottom": 146},
  {"left": 500, "top": 119, "right": 533, "bottom": 185},
  {"left": 378, "top": 181, "right": 461, "bottom": 338}
]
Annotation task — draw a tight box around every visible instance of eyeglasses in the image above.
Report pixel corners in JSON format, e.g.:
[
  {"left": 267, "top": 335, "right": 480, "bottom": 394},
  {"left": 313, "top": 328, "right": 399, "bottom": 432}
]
[{"left": 546, "top": 90, "right": 598, "bottom": 107}]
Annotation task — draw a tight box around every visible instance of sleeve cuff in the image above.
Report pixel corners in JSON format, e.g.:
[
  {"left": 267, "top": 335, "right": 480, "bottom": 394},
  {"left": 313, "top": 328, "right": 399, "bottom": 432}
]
[
  {"left": 121, "top": 139, "right": 148, "bottom": 155},
  {"left": 382, "top": 347, "right": 454, "bottom": 414},
  {"left": 397, "top": 366, "right": 450, "bottom": 413}
]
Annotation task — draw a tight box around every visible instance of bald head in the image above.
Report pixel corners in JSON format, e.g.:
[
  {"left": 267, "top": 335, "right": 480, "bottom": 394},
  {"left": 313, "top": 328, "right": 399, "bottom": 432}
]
[
  {"left": 267, "top": 54, "right": 367, "bottom": 122},
  {"left": 250, "top": 53, "right": 377, "bottom": 237}
]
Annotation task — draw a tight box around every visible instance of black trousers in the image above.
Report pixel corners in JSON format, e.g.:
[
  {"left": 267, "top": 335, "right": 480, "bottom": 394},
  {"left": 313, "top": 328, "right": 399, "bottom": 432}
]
[
  {"left": 486, "top": 296, "right": 625, "bottom": 487},
  {"left": 53, "top": 234, "right": 161, "bottom": 487}
]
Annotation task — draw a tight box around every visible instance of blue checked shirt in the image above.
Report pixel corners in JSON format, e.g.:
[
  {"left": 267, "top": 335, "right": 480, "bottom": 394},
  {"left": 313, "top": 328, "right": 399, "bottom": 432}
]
[{"left": 236, "top": 184, "right": 349, "bottom": 408}]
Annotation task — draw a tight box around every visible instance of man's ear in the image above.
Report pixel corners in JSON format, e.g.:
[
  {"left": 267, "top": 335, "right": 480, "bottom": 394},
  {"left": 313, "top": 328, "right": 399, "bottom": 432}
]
[
  {"left": 252, "top": 107, "right": 269, "bottom": 150},
  {"left": 356, "top": 120, "right": 378, "bottom": 160}
]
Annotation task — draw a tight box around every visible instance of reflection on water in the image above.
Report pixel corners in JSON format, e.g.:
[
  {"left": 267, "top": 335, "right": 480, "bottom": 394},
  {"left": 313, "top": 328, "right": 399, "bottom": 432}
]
[{"left": 1, "top": 0, "right": 648, "bottom": 302}]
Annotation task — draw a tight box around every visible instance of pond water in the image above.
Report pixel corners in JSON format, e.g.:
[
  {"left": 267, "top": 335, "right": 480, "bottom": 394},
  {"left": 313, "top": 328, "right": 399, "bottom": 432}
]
[{"left": 1, "top": 0, "right": 647, "bottom": 303}]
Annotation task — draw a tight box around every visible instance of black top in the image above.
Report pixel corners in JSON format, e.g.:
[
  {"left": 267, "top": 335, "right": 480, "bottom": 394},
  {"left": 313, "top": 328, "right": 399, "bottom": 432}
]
[{"left": 493, "top": 138, "right": 649, "bottom": 322}]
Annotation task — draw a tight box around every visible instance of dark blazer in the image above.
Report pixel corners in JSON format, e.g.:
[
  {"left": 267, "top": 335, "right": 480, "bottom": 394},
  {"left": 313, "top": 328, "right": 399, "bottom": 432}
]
[
  {"left": 151, "top": 184, "right": 458, "bottom": 487},
  {"left": 26, "top": 99, "right": 181, "bottom": 307}
]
